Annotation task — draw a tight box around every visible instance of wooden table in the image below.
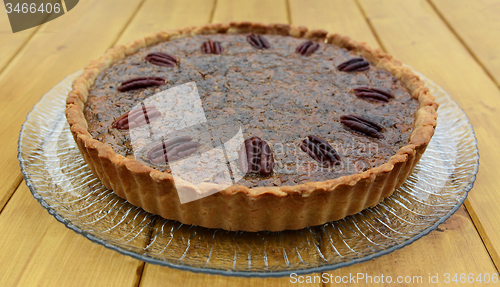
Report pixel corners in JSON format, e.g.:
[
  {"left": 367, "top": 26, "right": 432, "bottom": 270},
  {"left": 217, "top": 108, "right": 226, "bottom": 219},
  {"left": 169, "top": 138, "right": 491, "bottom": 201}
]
[{"left": 1, "top": 0, "right": 500, "bottom": 286}]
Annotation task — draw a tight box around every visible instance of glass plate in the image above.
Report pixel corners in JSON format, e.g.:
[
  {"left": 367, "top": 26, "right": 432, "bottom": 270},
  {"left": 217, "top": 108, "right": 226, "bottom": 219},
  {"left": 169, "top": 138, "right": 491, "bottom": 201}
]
[{"left": 18, "top": 69, "right": 478, "bottom": 277}]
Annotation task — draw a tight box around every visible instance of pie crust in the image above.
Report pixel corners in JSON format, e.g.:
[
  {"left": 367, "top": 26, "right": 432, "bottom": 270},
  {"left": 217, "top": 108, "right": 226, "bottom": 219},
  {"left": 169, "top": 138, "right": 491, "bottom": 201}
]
[{"left": 65, "top": 22, "right": 438, "bottom": 232}]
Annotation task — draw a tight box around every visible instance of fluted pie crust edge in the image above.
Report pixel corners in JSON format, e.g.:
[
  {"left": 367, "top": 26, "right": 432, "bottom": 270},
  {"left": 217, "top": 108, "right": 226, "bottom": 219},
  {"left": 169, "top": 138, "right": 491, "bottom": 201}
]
[{"left": 65, "top": 22, "right": 438, "bottom": 232}]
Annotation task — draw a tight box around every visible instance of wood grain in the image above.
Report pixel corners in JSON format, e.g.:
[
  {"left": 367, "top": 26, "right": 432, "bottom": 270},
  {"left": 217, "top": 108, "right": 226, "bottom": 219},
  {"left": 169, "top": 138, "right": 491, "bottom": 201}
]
[
  {"left": 212, "top": 0, "right": 288, "bottom": 24},
  {"left": 324, "top": 208, "right": 498, "bottom": 286},
  {"left": 0, "top": 184, "right": 143, "bottom": 287},
  {"left": 0, "top": 0, "right": 144, "bottom": 212},
  {"left": 357, "top": 0, "right": 500, "bottom": 269},
  {"left": 429, "top": 0, "right": 500, "bottom": 87},
  {"left": 0, "top": 7, "right": 38, "bottom": 72},
  {"left": 140, "top": 266, "right": 302, "bottom": 287},
  {"left": 289, "top": 0, "right": 379, "bottom": 49},
  {"left": 116, "top": 0, "right": 216, "bottom": 46}
]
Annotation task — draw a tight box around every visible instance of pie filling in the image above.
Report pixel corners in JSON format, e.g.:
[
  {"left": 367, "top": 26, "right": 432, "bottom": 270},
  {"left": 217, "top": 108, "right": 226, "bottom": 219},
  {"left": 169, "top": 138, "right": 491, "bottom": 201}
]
[{"left": 84, "top": 34, "right": 419, "bottom": 188}]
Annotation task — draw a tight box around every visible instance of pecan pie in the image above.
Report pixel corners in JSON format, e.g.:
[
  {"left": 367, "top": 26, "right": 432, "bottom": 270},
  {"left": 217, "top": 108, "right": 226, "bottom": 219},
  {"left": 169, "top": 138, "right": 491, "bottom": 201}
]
[{"left": 65, "top": 22, "right": 438, "bottom": 232}]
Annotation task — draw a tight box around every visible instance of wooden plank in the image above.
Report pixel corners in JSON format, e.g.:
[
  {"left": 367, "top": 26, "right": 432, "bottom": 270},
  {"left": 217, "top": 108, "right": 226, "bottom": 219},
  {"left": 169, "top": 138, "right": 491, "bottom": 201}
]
[
  {"left": 0, "top": 8, "right": 39, "bottom": 72},
  {"left": 289, "top": 0, "right": 499, "bottom": 281},
  {"left": 116, "top": 0, "right": 216, "bottom": 45},
  {"left": 0, "top": 0, "right": 147, "bottom": 285},
  {"left": 289, "top": 0, "right": 379, "bottom": 48},
  {"left": 0, "top": 0, "right": 144, "bottom": 212},
  {"left": 429, "top": 0, "right": 500, "bottom": 87},
  {"left": 212, "top": 0, "right": 288, "bottom": 24},
  {"left": 357, "top": 0, "right": 500, "bottom": 269},
  {"left": 0, "top": 10, "right": 40, "bottom": 210},
  {"left": 140, "top": 265, "right": 301, "bottom": 287},
  {"left": 324, "top": 208, "right": 498, "bottom": 287},
  {"left": 0, "top": 183, "right": 143, "bottom": 287}
]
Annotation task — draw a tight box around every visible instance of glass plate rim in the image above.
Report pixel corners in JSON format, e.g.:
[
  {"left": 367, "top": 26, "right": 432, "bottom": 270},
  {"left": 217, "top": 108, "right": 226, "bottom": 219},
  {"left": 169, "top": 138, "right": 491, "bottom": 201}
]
[{"left": 17, "top": 69, "right": 479, "bottom": 278}]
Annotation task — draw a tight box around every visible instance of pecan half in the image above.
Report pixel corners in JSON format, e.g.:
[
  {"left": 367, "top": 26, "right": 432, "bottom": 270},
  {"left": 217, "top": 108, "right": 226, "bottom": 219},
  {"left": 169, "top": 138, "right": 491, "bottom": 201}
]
[
  {"left": 117, "top": 76, "right": 166, "bottom": 92},
  {"left": 145, "top": 52, "right": 178, "bottom": 67},
  {"left": 147, "top": 136, "right": 201, "bottom": 164},
  {"left": 337, "top": 57, "right": 370, "bottom": 72},
  {"left": 340, "top": 115, "right": 385, "bottom": 139},
  {"left": 353, "top": 87, "right": 394, "bottom": 102},
  {"left": 112, "top": 104, "right": 161, "bottom": 130},
  {"left": 300, "top": 135, "right": 341, "bottom": 167},
  {"left": 238, "top": 137, "right": 274, "bottom": 175},
  {"left": 295, "top": 40, "right": 320, "bottom": 56},
  {"left": 201, "top": 40, "right": 224, "bottom": 54},
  {"left": 246, "top": 34, "right": 270, "bottom": 49}
]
